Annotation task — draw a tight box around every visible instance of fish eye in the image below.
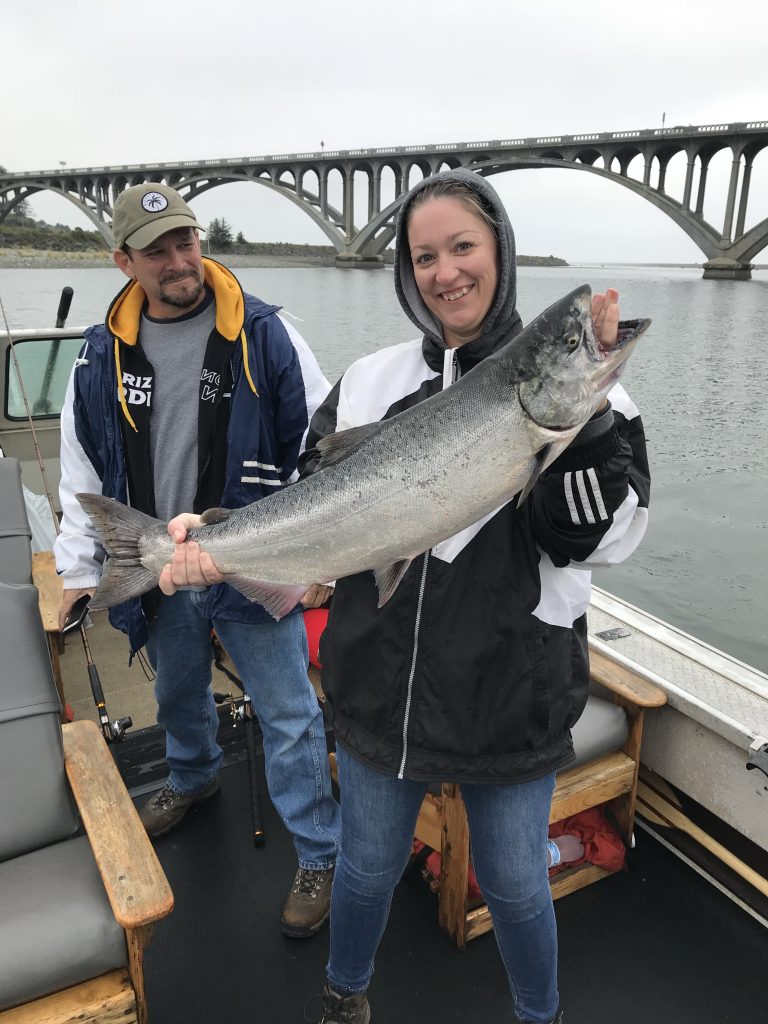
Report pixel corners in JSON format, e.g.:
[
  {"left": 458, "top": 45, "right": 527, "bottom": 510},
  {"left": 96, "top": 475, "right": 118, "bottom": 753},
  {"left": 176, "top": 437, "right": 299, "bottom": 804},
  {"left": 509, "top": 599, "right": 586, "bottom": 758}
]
[{"left": 566, "top": 333, "right": 580, "bottom": 349}]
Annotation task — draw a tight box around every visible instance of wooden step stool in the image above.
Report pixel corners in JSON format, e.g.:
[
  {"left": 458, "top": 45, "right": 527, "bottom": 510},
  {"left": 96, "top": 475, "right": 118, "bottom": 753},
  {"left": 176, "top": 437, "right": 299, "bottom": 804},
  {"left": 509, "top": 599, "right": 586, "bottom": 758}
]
[{"left": 413, "top": 648, "right": 667, "bottom": 947}]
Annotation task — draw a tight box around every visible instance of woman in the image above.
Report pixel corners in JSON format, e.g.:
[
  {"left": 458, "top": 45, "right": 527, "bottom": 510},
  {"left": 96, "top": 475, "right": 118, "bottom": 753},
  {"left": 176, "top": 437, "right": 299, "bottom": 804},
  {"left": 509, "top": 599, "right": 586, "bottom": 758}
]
[{"left": 161, "top": 169, "right": 650, "bottom": 1024}]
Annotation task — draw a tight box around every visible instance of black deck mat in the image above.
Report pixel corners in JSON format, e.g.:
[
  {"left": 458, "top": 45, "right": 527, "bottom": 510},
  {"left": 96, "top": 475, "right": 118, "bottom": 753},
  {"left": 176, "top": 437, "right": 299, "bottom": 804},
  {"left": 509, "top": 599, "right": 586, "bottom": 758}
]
[
  {"left": 139, "top": 756, "right": 768, "bottom": 1024},
  {"left": 111, "top": 705, "right": 256, "bottom": 797}
]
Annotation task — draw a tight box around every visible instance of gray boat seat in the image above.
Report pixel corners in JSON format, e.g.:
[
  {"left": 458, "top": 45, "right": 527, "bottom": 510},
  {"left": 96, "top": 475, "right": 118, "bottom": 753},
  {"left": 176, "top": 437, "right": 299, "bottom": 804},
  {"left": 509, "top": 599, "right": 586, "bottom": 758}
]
[
  {"left": 0, "top": 452, "right": 172, "bottom": 1020},
  {"left": 0, "top": 582, "right": 78, "bottom": 860},
  {"left": 568, "top": 693, "right": 629, "bottom": 771},
  {"left": 0, "top": 579, "right": 127, "bottom": 1012},
  {"left": 0, "top": 837, "right": 128, "bottom": 1011},
  {"left": 0, "top": 458, "right": 32, "bottom": 585}
]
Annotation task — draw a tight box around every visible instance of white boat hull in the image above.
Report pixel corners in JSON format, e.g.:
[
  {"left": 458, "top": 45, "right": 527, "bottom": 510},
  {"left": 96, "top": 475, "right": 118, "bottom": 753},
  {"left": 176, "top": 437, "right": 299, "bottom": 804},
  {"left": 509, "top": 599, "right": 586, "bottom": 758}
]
[{"left": 589, "top": 586, "right": 768, "bottom": 853}]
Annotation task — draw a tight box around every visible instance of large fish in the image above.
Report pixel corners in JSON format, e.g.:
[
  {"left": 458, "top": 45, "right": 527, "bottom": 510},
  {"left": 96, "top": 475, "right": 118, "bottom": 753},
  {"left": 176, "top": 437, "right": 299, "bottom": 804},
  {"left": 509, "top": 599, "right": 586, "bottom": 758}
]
[{"left": 78, "top": 284, "right": 650, "bottom": 619}]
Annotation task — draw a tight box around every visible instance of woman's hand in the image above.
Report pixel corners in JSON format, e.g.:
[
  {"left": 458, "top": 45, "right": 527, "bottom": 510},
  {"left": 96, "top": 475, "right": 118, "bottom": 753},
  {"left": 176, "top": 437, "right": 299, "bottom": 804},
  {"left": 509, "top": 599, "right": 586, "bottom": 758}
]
[
  {"left": 592, "top": 287, "right": 619, "bottom": 348},
  {"left": 159, "top": 513, "right": 225, "bottom": 595}
]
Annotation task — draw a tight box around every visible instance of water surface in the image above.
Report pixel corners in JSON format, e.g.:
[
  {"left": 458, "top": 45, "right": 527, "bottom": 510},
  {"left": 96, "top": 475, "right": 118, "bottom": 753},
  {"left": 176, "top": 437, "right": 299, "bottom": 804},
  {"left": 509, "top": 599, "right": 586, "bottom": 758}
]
[{"left": 1, "top": 264, "right": 766, "bottom": 671}]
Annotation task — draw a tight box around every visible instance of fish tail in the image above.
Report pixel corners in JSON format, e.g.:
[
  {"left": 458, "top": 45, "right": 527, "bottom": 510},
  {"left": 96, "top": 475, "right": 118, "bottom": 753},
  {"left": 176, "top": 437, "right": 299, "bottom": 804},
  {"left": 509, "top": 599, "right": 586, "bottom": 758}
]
[{"left": 75, "top": 493, "right": 164, "bottom": 609}]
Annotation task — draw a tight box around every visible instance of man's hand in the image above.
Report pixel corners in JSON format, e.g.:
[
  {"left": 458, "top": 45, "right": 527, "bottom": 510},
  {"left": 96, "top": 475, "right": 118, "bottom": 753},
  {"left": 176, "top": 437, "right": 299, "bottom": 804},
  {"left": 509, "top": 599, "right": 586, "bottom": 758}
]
[
  {"left": 301, "top": 584, "right": 334, "bottom": 609},
  {"left": 159, "top": 513, "right": 225, "bottom": 595},
  {"left": 58, "top": 587, "right": 95, "bottom": 632}
]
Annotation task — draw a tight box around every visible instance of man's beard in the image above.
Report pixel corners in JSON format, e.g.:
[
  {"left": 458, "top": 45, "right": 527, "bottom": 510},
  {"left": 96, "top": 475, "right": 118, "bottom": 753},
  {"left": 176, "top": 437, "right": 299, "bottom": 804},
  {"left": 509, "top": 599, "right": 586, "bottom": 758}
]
[{"left": 158, "top": 272, "right": 205, "bottom": 309}]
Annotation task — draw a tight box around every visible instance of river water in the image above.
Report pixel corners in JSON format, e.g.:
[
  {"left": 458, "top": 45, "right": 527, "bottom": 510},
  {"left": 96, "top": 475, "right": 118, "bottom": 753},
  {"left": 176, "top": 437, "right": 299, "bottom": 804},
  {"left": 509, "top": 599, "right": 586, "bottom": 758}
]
[{"left": 1, "top": 263, "right": 766, "bottom": 673}]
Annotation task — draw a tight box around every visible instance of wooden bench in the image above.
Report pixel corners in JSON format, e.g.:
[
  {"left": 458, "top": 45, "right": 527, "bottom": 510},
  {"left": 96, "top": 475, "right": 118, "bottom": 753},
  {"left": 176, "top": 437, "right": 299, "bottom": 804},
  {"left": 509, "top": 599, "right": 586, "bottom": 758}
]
[
  {"left": 412, "top": 647, "right": 667, "bottom": 947},
  {"left": 31, "top": 550, "right": 67, "bottom": 716}
]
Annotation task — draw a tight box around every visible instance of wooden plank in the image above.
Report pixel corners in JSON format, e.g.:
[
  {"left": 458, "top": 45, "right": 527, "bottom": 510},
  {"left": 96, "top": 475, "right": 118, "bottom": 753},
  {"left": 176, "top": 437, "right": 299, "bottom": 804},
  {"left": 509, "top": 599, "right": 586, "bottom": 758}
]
[
  {"left": 31, "top": 550, "right": 67, "bottom": 712},
  {"left": 413, "top": 792, "right": 442, "bottom": 853},
  {"left": 62, "top": 720, "right": 174, "bottom": 928},
  {"left": 637, "top": 778, "right": 768, "bottom": 899},
  {"left": 31, "top": 550, "right": 62, "bottom": 633},
  {"left": 550, "top": 751, "right": 635, "bottom": 823},
  {"left": 464, "top": 904, "right": 494, "bottom": 943},
  {"left": 0, "top": 970, "right": 136, "bottom": 1024},
  {"left": 461, "top": 863, "right": 617, "bottom": 944},
  {"left": 437, "top": 785, "right": 471, "bottom": 950},
  {"left": 588, "top": 646, "right": 667, "bottom": 707},
  {"left": 550, "top": 862, "right": 613, "bottom": 899}
]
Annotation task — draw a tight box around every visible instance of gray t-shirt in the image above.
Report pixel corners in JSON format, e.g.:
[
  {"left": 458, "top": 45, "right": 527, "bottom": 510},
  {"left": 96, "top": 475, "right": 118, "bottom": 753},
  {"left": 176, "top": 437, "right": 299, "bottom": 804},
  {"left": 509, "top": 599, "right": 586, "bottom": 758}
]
[{"left": 138, "top": 293, "right": 217, "bottom": 521}]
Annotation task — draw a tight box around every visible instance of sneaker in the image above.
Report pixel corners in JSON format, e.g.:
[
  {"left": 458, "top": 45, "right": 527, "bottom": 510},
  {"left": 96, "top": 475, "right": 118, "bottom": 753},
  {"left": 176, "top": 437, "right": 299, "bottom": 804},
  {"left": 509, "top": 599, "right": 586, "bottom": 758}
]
[
  {"left": 139, "top": 778, "right": 220, "bottom": 837},
  {"left": 281, "top": 866, "right": 334, "bottom": 938},
  {"left": 306, "top": 984, "right": 370, "bottom": 1024}
]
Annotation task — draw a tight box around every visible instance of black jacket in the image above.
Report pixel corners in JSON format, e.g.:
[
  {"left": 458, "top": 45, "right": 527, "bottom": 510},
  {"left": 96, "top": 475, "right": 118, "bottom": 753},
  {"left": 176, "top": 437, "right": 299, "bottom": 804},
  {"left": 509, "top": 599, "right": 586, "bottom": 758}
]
[{"left": 301, "top": 336, "right": 650, "bottom": 784}]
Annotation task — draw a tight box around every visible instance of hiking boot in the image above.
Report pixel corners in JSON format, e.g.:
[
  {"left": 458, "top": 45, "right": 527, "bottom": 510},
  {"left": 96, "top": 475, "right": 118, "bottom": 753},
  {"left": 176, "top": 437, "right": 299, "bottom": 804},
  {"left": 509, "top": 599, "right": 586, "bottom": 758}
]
[
  {"left": 139, "top": 778, "right": 220, "bottom": 837},
  {"left": 281, "top": 866, "right": 334, "bottom": 938},
  {"left": 306, "top": 984, "right": 370, "bottom": 1024}
]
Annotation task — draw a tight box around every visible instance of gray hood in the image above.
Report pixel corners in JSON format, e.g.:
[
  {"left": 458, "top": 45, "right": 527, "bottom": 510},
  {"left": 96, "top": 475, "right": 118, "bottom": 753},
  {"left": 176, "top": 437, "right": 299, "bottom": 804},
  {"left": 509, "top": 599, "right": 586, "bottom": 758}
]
[{"left": 394, "top": 168, "right": 523, "bottom": 372}]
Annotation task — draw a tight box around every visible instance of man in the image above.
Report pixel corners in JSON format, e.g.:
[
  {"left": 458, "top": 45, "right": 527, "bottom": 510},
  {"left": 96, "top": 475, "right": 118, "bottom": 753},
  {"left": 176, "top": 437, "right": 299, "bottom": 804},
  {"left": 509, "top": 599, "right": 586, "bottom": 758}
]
[{"left": 54, "top": 182, "right": 340, "bottom": 939}]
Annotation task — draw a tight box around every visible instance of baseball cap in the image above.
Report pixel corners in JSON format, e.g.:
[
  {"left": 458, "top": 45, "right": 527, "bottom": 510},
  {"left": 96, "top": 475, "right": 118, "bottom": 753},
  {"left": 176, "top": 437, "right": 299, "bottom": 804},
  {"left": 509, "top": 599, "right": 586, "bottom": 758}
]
[{"left": 112, "top": 182, "right": 205, "bottom": 250}]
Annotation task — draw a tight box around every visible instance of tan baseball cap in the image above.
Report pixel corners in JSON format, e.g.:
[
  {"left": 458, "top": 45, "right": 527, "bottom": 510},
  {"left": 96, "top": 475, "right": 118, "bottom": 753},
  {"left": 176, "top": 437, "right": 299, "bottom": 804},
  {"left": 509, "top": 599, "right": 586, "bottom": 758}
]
[{"left": 112, "top": 182, "right": 205, "bottom": 250}]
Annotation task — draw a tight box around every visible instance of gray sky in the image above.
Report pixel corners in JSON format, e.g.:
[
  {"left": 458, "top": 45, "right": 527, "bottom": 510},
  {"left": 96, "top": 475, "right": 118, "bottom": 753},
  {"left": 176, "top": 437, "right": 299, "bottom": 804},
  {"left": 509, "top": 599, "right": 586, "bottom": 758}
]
[{"left": 5, "top": 0, "right": 768, "bottom": 262}]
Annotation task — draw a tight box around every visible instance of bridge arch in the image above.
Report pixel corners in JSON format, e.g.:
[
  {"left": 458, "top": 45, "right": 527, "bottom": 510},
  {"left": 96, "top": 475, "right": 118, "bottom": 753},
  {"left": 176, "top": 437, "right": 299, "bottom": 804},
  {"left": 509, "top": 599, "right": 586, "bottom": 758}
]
[{"left": 3, "top": 122, "right": 767, "bottom": 275}]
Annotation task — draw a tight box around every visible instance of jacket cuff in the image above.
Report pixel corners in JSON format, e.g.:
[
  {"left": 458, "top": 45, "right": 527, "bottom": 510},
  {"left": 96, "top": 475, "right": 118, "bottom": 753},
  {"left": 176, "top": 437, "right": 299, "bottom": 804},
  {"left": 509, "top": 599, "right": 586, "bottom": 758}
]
[{"left": 549, "top": 405, "right": 623, "bottom": 472}]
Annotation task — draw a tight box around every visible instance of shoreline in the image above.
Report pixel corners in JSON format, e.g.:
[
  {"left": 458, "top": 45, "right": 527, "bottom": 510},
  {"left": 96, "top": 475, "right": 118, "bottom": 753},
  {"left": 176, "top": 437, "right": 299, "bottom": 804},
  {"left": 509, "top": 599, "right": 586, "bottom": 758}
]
[
  {"left": 0, "top": 248, "right": 341, "bottom": 270},
  {"left": 0, "top": 248, "right": 570, "bottom": 271}
]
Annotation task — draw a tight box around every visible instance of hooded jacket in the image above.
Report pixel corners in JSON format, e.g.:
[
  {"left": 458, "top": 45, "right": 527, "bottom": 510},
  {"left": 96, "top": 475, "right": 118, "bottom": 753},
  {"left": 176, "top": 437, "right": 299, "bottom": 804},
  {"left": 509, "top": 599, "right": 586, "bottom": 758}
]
[
  {"left": 54, "top": 258, "right": 329, "bottom": 654},
  {"left": 301, "top": 170, "right": 650, "bottom": 783}
]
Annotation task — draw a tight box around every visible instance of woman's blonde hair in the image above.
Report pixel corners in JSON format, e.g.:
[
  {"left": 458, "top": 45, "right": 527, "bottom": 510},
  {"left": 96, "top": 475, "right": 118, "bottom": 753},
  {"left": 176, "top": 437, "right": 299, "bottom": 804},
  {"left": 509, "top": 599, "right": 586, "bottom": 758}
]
[{"left": 406, "top": 177, "right": 499, "bottom": 240}]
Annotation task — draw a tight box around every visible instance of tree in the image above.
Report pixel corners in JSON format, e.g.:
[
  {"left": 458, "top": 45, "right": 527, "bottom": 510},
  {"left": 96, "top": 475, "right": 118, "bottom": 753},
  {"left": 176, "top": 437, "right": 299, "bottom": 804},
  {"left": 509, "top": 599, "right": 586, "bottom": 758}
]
[
  {"left": 12, "top": 197, "right": 32, "bottom": 220},
  {"left": 207, "top": 217, "right": 233, "bottom": 251}
]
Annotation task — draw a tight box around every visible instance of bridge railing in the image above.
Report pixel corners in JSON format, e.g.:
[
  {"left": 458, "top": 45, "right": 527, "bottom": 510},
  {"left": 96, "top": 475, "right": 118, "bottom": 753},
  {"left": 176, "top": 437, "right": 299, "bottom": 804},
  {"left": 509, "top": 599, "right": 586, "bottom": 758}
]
[{"left": 2, "top": 121, "right": 765, "bottom": 180}]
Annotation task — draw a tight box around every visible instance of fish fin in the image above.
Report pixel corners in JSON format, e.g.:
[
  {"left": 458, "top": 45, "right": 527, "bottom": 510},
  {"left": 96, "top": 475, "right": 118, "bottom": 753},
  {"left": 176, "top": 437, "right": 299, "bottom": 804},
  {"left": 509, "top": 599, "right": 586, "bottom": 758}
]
[
  {"left": 199, "top": 506, "right": 232, "bottom": 525},
  {"left": 226, "top": 575, "right": 307, "bottom": 621},
  {"left": 374, "top": 558, "right": 413, "bottom": 607},
  {"left": 75, "top": 493, "right": 163, "bottom": 609},
  {"left": 316, "top": 422, "right": 383, "bottom": 468},
  {"left": 516, "top": 438, "right": 576, "bottom": 507}
]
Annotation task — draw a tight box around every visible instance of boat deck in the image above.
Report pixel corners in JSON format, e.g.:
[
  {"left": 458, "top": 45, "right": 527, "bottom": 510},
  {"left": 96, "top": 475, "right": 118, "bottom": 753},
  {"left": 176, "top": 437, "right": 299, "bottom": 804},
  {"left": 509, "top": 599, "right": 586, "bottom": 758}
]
[
  {"left": 127, "top": 738, "right": 768, "bottom": 1024},
  {"left": 53, "top": 604, "right": 768, "bottom": 1022}
]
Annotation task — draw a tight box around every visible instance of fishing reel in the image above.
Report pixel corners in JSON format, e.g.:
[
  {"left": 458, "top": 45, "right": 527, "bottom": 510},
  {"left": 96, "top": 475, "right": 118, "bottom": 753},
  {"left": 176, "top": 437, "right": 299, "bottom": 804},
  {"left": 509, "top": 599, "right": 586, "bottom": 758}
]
[{"left": 98, "top": 710, "right": 134, "bottom": 744}]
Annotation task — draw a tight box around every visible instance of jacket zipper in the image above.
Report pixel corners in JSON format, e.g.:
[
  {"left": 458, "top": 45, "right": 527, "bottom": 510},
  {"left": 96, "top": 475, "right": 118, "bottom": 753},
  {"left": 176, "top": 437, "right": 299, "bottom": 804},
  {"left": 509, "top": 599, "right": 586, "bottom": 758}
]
[
  {"left": 397, "top": 550, "right": 430, "bottom": 779},
  {"left": 397, "top": 349, "right": 460, "bottom": 779}
]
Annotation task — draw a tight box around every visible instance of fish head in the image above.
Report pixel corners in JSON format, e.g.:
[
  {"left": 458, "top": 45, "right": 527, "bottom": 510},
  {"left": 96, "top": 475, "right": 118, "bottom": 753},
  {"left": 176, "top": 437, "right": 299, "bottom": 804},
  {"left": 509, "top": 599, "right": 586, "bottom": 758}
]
[{"left": 515, "top": 284, "right": 650, "bottom": 432}]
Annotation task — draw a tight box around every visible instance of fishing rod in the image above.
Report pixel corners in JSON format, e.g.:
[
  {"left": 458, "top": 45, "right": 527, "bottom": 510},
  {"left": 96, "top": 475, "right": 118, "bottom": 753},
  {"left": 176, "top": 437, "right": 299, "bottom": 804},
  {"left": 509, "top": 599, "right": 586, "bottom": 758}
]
[
  {"left": 212, "top": 635, "right": 265, "bottom": 844},
  {"left": 0, "top": 286, "right": 132, "bottom": 744}
]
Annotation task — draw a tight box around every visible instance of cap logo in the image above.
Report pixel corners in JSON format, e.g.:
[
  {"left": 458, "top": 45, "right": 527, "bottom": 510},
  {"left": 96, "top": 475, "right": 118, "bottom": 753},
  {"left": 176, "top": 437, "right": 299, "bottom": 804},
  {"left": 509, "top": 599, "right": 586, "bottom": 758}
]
[{"left": 141, "top": 191, "right": 169, "bottom": 212}]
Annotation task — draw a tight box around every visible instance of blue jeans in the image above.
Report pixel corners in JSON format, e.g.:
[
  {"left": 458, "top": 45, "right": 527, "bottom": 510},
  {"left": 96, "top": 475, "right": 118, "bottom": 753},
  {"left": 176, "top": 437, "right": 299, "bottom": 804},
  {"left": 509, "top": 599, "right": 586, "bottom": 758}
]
[
  {"left": 328, "top": 747, "right": 558, "bottom": 1024},
  {"left": 146, "top": 590, "right": 340, "bottom": 870}
]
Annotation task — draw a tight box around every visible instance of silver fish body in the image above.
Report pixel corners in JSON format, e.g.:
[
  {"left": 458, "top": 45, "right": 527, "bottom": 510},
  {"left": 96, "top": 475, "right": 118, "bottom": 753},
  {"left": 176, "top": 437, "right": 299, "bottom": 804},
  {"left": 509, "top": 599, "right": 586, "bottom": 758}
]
[{"left": 78, "top": 285, "right": 649, "bottom": 618}]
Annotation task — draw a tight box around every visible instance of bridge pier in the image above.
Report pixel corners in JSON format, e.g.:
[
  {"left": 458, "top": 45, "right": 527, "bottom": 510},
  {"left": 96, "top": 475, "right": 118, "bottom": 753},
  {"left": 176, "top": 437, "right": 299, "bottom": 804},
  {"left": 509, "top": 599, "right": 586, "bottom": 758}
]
[
  {"left": 702, "top": 258, "right": 753, "bottom": 281},
  {"left": 334, "top": 253, "right": 386, "bottom": 269}
]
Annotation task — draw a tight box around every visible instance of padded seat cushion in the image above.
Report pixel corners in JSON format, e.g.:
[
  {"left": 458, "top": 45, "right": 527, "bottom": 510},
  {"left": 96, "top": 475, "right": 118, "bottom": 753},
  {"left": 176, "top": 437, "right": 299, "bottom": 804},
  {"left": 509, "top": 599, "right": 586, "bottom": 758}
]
[
  {"left": 0, "top": 458, "right": 32, "bottom": 586},
  {"left": 568, "top": 694, "right": 629, "bottom": 770},
  {"left": 0, "top": 582, "right": 78, "bottom": 860},
  {"left": 0, "top": 835, "right": 127, "bottom": 1012}
]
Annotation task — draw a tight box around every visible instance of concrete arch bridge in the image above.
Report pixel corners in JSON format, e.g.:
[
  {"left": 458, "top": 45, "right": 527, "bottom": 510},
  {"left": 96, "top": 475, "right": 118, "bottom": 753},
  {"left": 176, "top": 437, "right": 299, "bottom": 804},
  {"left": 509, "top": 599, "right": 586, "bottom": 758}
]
[{"left": 2, "top": 120, "right": 767, "bottom": 279}]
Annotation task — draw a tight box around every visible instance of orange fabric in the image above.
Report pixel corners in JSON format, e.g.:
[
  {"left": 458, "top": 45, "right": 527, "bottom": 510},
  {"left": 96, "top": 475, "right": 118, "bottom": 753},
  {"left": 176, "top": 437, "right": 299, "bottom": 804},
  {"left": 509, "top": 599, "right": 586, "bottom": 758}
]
[
  {"left": 412, "top": 803, "right": 626, "bottom": 899},
  {"left": 549, "top": 805, "right": 626, "bottom": 875},
  {"left": 304, "top": 608, "right": 329, "bottom": 669}
]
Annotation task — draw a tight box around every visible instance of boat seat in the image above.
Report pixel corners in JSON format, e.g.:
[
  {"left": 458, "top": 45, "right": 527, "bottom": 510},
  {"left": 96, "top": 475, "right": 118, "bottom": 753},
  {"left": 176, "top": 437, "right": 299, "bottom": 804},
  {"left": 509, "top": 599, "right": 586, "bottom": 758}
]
[
  {"left": 0, "top": 458, "right": 32, "bottom": 585},
  {"left": 569, "top": 691, "right": 628, "bottom": 769},
  {"left": 0, "top": 459, "right": 173, "bottom": 1024},
  {"left": 409, "top": 652, "right": 667, "bottom": 947}
]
